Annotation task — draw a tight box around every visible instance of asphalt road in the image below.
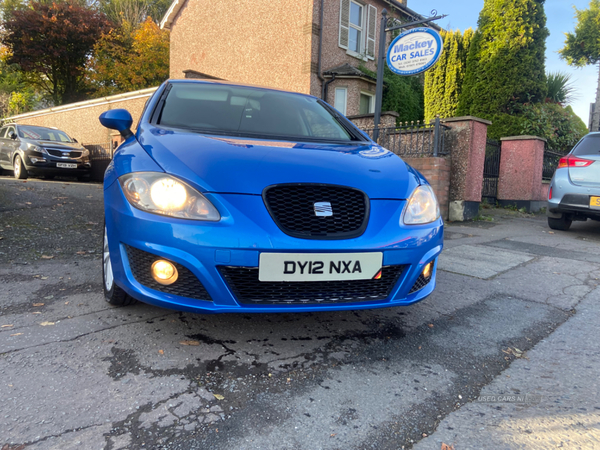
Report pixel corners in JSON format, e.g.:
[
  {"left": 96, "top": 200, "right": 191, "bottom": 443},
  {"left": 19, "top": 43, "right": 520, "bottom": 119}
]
[{"left": 1, "top": 176, "right": 599, "bottom": 450}]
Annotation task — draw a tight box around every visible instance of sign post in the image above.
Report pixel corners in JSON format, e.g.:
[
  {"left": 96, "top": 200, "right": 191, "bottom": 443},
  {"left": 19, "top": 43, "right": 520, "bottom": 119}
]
[{"left": 372, "top": 9, "right": 446, "bottom": 141}]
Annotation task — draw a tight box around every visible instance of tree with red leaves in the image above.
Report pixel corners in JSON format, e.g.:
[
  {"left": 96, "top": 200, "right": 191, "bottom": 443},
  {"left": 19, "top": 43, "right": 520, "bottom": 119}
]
[{"left": 1, "top": 1, "right": 113, "bottom": 105}]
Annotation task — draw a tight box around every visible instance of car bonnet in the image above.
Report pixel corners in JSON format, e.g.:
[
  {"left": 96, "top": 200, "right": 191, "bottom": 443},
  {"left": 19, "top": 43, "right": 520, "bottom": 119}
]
[{"left": 137, "top": 128, "right": 417, "bottom": 200}]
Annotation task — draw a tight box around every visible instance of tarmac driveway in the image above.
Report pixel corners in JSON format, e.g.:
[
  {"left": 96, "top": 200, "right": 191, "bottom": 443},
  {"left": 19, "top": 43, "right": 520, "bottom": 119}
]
[{"left": 0, "top": 177, "right": 599, "bottom": 450}]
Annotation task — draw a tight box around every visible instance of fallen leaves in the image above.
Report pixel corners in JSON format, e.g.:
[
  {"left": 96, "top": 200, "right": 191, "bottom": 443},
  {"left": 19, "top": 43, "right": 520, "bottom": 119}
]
[
  {"left": 10, "top": 333, "right": 23, "bottom": 336},
  {"left": 502, "top": 347, "right": 525, "bottom": 358},
  {"left": 40, "top": 255, "right": 54, "bottom": 259},
  {"left": 179, "top": 340, "right": 200, "bottom": 346},
  {"left": 213, "top": 394, "right": 224, "bottom": 400},
  {"left": 158, "top": 349, "right": 164, "bottom": 355},
  {"left": 1, "top": 324, "right": 14, "bottom": 328},
  {"left": 39, "top": 321, "right": 55, "bottom": 326},
  {"left": 33, "top": 303, "right": 44, "bottom": 307},
  {"left": 441, "top": 444, "right": 455, "bottom": 450}
]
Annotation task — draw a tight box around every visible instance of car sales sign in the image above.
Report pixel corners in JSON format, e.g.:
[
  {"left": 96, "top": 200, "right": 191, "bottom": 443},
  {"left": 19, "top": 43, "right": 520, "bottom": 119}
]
[{"left": 386, "top": 27, "right": 443, "bottom": 76}]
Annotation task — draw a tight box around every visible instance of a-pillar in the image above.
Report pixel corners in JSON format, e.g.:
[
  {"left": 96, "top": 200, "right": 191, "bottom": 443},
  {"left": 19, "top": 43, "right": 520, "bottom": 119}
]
[
  {"left": 497, "top": 136, "right": 546, "bottom": 212},
  {"left": 441, "top": 116, "right": 491, "bottom": 221}
]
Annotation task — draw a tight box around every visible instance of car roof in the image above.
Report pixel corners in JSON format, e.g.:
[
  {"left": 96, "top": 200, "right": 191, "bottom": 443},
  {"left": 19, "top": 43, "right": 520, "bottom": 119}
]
[{"left": 167, "top": 79, "right": 317, "bottom": 99}]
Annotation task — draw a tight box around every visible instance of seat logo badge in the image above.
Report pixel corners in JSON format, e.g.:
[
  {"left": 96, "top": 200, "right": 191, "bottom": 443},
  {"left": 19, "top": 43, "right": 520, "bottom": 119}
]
[{"left": 314, "top": 202, "right": 333, "bottom": 217}]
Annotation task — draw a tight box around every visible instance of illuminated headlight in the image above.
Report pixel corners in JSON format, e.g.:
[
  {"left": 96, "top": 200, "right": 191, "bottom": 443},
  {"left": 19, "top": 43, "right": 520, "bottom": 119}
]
[
  {"left": 119, "top": 172, "right": 220, "bottom": 221},
  {"left": 403, "top": 185, "right": 440, "bottom": 225}
]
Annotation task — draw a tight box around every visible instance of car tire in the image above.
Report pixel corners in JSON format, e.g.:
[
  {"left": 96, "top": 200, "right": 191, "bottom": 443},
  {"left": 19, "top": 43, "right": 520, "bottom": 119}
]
[
  {"left": 13, "top": 155, "right": 28, "bottom": 180},
  {"left": 548, "top": 214, "right": 572, "bottom": 231},
  {"left": 103, "top": 225, "right": 136, "bottom": 306}
]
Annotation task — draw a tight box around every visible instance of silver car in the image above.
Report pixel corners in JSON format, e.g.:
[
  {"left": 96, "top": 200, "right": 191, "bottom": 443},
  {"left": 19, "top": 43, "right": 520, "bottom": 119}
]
[{"left": 547, "top": 133, "right": 600, "bottom": 230}]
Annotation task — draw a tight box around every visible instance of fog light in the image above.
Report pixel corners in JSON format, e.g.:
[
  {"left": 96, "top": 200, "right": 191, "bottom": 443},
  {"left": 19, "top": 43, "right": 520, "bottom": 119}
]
[
  {"left": 422, "top": 261, "right": 434, "bottom": 278},
  {"left": 151, "top": 260, "right": 178, "bottom": 285}
]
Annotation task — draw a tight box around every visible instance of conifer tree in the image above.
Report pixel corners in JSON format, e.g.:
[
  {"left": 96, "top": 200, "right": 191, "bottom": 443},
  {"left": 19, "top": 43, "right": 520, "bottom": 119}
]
[
  {"left": 424, "top": 29, "right": 473, "bottom": 122},
  {"left": 457, "top": 0, "right": 548, "bottom": 138}
]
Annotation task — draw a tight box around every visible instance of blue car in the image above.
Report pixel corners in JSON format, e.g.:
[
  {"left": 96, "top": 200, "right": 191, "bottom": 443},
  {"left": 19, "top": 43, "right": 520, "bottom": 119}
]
[{"left": 100, "top": 80, "right": 443, "bottom": 313}]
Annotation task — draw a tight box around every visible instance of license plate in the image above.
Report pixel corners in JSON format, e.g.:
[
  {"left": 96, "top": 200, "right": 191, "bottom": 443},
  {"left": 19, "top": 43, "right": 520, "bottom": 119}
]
[
  {"left": 56, "top": 163, "right": 77, "bottom": 169},
  {"left": 258, "top": 252, "right": 383, "bottom": 282},
  {"left": 591, "top": 196, "right": 600, "bottom": 209}
]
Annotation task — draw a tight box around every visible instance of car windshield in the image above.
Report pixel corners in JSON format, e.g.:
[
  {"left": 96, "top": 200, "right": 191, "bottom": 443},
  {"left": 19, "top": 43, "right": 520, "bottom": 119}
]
[
  {"left": 18, "top": 125, "right": 74, "bottom": 143},
  {"left": 572, "top": 134, "right": 600, "bottom": 156},
  {"left": 157, "top": 84, "right": 360, "bottom": 142}
]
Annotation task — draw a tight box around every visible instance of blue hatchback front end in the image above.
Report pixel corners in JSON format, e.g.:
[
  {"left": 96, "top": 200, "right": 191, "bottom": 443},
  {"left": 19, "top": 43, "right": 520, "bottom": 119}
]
[{"left": 101, "top": 80, "right": 443, "bottom": 313}]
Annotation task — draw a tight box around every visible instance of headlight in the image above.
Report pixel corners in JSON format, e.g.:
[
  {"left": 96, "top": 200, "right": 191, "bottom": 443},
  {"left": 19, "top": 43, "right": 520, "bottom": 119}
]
[
  {"left": 403, "top": 185, "right": 440, "bottom": 225},
  {"left": 28, "top": 144, "right": 47, "bottom": 154},
  {"left": 81, "top": 148, "right": 89, "bottom": 157},
  {"left": 119, "top": 172, "right": 220, "bottom": 221}
]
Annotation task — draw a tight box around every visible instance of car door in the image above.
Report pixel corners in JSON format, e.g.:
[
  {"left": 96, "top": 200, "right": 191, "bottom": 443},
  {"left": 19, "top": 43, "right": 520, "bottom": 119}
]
[
  {"left": 0, "top": 127, "right": 8, "bottom": 168},
  {"left": 4, "top": 126, "right": 20, "bottom": 167}
]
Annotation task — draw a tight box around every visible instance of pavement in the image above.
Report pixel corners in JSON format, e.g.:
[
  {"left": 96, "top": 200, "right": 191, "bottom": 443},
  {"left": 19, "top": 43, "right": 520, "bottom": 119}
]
[{"left": 0, "top": 176, "right": 599, "bottom": 450}]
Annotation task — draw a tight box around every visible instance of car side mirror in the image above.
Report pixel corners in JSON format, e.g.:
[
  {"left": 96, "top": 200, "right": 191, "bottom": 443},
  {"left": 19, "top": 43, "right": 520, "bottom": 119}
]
[
  {"left": 9, "top": 132, "right": 17, "bottom": 140},
  {"left": 99, "top": 109, "right": 134, "bottom": 139},
  {"left": 72, "top": 138, "right": 78, "bottom": 143}
]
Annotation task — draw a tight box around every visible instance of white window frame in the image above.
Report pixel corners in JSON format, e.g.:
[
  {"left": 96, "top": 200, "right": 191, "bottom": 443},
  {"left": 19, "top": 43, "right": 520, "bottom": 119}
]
[
  {"left": 347, "top": 0, "right": 364, "bottom": 55},
  {"left": 334, "top": 87, "right": 348, "bottom": 116},
  {"left": 359, "top": 91, "right": 375, "bottom": 114}
]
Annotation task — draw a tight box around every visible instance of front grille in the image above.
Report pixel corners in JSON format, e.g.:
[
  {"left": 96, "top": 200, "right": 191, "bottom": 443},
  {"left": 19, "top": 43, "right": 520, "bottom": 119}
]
[
  {"left": 219, "top": 265, "right": 405, "bottom": 305},
  {"left": 46, "top": 149, "right": 82, "bottom": 158},
  {"left": 125, "top": 245, "right": 212, "bottom": 301},
  {"left": 264, "top": 184, "right": 369, "bottom": 240},
  {"left": 408, "top": 273, "right": 431, "bottom": 294}
]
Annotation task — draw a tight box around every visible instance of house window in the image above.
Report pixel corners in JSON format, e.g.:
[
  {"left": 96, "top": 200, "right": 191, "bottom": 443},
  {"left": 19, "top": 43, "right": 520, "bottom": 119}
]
[
  {"left": 334, "top": 87, "right": 348, "bottom": 116},
  {"left": 339, "top": 0, "right": 377, "bottom": 59},
  {"left": 348, "top": 1, "right": 363, "bottom": 53},
  {"left": 359, "top": 92, "right": 374, "bottom": 114}
]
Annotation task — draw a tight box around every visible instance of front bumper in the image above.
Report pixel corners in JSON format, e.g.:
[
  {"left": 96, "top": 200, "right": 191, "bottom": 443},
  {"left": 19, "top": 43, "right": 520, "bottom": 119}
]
[
  {"left": 24, "top": 152, "right": 91, "bottom": 175},
  {"left": 104, "top": 181, "right": 443, "bottom": 313}
]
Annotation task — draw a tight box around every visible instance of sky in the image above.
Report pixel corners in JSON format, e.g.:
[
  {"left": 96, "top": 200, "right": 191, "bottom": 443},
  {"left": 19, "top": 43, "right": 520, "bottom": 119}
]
[{"left": 410, "top": 0, "right": 597, "bottom": 127}]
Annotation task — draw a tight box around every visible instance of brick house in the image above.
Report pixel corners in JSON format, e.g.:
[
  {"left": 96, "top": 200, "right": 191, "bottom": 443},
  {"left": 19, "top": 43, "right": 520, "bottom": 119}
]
[{"left": 160, "top": 0, "right": 434, "bottom": 118}]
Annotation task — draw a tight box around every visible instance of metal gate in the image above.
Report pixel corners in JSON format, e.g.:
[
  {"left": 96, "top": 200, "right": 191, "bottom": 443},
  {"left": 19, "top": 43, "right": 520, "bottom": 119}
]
[{"left": 482, "top": 139, "right": 501, "bottom": 201}]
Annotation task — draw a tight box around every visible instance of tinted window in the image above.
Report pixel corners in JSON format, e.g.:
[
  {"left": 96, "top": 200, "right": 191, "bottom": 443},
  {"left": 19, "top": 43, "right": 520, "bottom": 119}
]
[
  {"left": 158, "top": 84, "right": 358, "bottom": 142},
  {"left": 572, "top": 134, "right": 600, "bottom": 156},
  {"left": 18, "top": 125, "right": 74, "bottom": 142}
]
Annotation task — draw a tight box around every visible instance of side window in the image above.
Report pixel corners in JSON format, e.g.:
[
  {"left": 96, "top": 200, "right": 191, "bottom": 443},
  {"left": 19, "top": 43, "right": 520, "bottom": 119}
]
[
  {"left": 6, "top": 126, "right": 15, "bottom": 139},
  {"left": 0, "top": 127, "right": 7, "bottom": 138},
  {"left": 348, "top": 1, "right": 364, "bottom": 53},
  {"left": 359, "top": 92, "right": 374, "bottom": 114},
  {"left": 334, "top": 87, "right": 348, "bottom": 116}
]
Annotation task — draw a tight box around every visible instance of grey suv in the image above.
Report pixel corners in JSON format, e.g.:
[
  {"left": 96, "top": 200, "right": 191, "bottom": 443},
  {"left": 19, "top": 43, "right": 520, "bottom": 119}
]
[
  {"left": 547, "top": 132, "right": 600, "bottom": 230},
  {"left": 0, "top": 123, "right": 91, "bottom": 180}
]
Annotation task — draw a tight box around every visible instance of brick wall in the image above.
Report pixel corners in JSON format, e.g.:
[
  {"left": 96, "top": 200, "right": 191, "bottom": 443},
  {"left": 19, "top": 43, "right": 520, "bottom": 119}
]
[
  {"left": 403, "top": 157, "right": 451, "bottom": 221},
  {"left": 168, "top": 0, "right": 314, "bottom": 94},
  {"left": 5, "top": 88, "right": 157, "bottom": 144}
]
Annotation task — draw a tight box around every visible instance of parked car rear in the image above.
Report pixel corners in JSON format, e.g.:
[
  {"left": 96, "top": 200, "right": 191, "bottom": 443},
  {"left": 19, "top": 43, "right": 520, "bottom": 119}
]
[{"left": 547, "top": 132, "right": 600, "bottom": 230}]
